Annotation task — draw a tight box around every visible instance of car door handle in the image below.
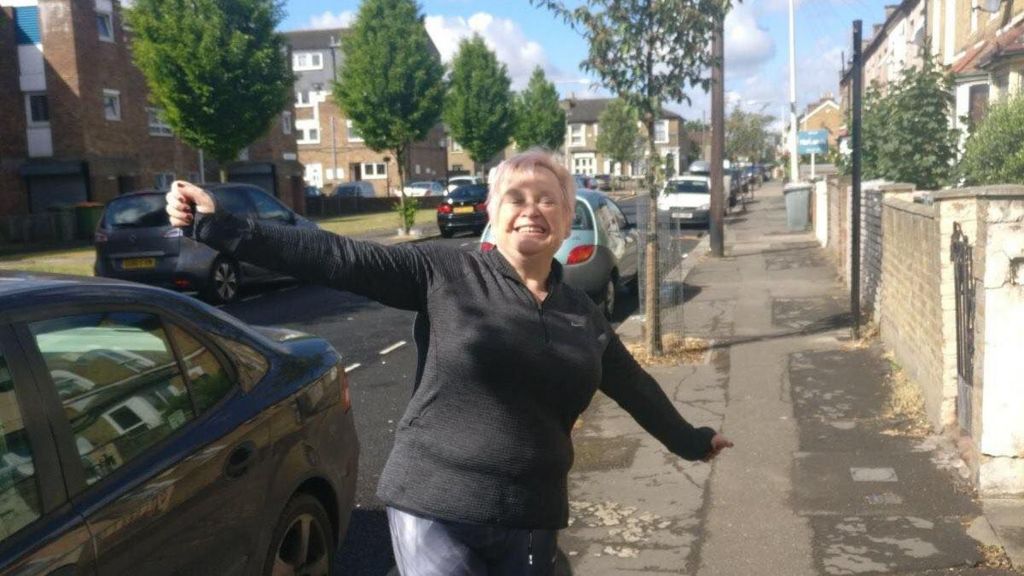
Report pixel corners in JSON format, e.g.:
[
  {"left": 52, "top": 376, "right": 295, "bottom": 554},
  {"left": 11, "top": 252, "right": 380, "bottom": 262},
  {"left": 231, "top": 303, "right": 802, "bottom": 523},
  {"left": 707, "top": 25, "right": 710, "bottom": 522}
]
[{"left": 224, "top": 442, "right": 256, "bottom": 478}]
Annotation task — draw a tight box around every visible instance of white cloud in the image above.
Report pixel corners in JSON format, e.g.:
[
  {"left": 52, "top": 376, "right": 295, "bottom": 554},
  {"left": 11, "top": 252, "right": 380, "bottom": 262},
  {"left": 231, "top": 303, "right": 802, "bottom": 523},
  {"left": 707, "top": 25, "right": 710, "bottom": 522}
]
[
  {"left": 424, "top": 13, "right": 553, "bottom": 89},
  {"left": 725, "top": 3, "right": 775, "bottom": 73},
  {"left": 307, "top": 10, "right": 355, "bottom": 30}
]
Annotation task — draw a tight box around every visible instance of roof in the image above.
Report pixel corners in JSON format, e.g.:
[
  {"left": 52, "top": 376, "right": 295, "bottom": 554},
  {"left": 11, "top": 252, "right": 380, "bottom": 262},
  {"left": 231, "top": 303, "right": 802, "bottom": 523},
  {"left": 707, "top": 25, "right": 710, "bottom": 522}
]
[
  {"left": 0, "top": 271, "right": 158, "bottom": 302},
  {"left": 284, "top": 28, "right": 347, "bottom": 51},
  {"left": 561, "top": 98, "right": 682, "bottom": 124},
  {"left": 977, "top": 21, "right": 1024, "bottom": 70}
]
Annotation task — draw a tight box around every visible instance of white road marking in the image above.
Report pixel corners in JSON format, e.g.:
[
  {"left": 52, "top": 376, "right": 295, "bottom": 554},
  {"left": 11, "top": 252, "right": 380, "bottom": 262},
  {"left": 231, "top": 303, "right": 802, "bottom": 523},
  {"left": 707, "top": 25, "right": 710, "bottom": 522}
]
[
  {"left": 379, "top": 341, "right": 407, "bottom": 355},
  {"left": 344, "top": 363, "right": 361, "bottom": 373}
]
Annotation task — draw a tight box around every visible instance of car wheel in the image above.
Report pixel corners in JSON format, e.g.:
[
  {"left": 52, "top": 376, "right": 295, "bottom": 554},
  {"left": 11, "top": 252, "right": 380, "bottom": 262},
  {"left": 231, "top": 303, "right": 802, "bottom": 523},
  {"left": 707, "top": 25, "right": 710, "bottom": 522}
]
[
  {"left": 261, "top": 494, "right": 334, "bottom": 576},
  {"left": 602, "top": 277, "right": 616, "bottom": 319},
  {"left": 204, "top": 258, "right": 240, "bottom": 304},
  {"left": 440, "top": 227, "right": 454, "bottom": 239}
]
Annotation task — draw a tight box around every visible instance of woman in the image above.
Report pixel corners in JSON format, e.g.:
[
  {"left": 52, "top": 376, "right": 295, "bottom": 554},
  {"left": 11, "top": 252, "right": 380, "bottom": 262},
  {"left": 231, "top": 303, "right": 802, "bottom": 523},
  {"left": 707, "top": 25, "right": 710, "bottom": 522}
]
[{"left": 167, "top": 149, "right": 732, "bottom": 575}]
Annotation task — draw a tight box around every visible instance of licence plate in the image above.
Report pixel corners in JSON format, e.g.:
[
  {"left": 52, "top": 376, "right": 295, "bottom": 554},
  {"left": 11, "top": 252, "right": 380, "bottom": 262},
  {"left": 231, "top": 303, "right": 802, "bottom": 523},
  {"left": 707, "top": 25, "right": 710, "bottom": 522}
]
[
  {"left": 122, "top": 258, "right": 156, "bottom": 270},
  {"left": 671, "top": 212, "right": 693, "bottom": 219},
  {"left": 453, "top": 206, "right": 474, "bottom": 214}
]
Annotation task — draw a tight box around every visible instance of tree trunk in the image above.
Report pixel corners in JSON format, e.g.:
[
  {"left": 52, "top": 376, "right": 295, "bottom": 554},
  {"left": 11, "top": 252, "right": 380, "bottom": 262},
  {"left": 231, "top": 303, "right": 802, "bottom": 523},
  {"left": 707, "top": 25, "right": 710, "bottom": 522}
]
[
  {"left": 396, "top": 146, "right": 409, "bottom": 236},
  {"left": 219, "top": 166, "right": 228, "bottom": 183},
  {"left": 643, "top": 116, "right": 662, "bottom": 356}
]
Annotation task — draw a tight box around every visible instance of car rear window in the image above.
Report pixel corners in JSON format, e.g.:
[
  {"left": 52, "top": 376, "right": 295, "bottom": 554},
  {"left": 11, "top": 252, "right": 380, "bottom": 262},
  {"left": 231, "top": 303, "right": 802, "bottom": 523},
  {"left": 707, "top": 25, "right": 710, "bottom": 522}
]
[
  {"left": 572, "top": 200, "right": 592, "bottom": 230},
  {"left": 449, "top": 185, "right": 487, "bottom": 201},
  {"left": 666, "top": 180, "right": 709, "bottom": 194},
  {"left": 104, "top": 195, "right": 169, "bottom": 228}
]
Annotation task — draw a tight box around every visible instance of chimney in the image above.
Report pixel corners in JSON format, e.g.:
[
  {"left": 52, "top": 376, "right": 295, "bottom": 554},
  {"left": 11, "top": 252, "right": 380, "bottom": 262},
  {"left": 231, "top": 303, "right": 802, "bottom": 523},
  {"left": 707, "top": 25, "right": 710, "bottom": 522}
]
[
  {"left": 884, "top": 4, "right": 898, "bottom": 20},
  {"left": 873, "top": 23, "right": 883, "bottom": 37}
]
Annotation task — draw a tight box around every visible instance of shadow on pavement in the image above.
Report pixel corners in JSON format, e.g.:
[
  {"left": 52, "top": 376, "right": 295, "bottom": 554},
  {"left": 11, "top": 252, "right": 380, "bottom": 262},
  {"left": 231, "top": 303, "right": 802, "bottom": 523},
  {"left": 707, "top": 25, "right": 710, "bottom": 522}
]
[{"left": 335, "top": 508, "right": 396, "bottom": 576}]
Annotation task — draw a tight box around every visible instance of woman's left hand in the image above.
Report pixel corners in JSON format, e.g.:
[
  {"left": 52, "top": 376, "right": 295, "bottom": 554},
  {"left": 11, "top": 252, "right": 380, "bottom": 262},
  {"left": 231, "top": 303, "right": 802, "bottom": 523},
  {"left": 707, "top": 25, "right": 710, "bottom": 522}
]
[{"left": 702, "top": 434, "right": 734, "bottom": 462}]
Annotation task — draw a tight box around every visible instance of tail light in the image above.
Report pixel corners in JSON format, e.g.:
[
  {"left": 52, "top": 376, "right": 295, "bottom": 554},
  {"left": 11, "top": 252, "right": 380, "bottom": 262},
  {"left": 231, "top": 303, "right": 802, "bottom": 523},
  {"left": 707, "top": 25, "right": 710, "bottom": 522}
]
[
  {"left": 567, "top": 244, "right": 596, "bottom": 264},
  {"left": 94, "top": 230, "right": 108, "bottom": 243},
  {"left": 437, "top": 204, "right": 452, "bottom": 214},
  {"left": 474, "top": 202, "right": 487, "bottom": 212},
  {"left": 481, "top": 241, "right": 495, "bottom": 252}
]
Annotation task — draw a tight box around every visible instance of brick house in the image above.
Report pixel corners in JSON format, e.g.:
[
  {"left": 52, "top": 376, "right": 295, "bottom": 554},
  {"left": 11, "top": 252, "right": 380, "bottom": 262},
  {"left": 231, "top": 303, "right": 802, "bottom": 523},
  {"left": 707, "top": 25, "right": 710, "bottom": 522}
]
[
  {"left": 798, "top": 95, "right": 843, "bottom": 149},
  {"left": 284, "top": 28, "right": 446, "bottom": 197},
  {"left": 446, "top": 140, "right": 511, "bottom": 179},
  {"left": 0, "top": 0, "right": 303, "bottom": 219},
  {"left": 561, "top": 97, "right": 685, "bottom": 178}
]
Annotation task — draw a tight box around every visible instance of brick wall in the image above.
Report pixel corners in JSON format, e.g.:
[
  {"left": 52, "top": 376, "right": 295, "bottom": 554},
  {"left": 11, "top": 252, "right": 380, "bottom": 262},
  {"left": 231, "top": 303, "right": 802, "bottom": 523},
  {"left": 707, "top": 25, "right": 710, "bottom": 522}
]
[
  {"left": 879, "top": 197, "right": 945, "bottom": 426},
  {"left": 826, "top": 174, "right": 851, "bottom": 284}
]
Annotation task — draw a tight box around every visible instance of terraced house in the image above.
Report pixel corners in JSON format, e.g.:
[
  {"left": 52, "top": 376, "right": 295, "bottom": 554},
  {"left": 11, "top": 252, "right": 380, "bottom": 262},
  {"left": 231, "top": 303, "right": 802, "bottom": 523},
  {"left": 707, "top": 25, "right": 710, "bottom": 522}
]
[{"left": 0, "top": 0, "right": 302, "bottom": 222}]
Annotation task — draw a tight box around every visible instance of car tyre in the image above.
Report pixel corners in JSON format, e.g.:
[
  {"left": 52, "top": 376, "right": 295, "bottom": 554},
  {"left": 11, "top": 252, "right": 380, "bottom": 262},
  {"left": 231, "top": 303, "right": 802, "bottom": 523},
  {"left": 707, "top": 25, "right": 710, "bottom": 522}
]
[
  {"left": 440, "top": 227, "right": 454, "bottom": 239},
  {"left": 204, "top": 258, "right": 240, "bottom": 304},
  {"left": 261, "top": 494, "right": 334, "bottom": 576}
]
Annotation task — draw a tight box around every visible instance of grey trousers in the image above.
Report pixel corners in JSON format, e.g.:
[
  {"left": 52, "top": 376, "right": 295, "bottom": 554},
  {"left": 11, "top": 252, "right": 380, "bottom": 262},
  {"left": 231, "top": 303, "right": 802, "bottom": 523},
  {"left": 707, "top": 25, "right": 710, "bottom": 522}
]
[{"left": 387, "top": 507, "right": 558, "bottom": 576}]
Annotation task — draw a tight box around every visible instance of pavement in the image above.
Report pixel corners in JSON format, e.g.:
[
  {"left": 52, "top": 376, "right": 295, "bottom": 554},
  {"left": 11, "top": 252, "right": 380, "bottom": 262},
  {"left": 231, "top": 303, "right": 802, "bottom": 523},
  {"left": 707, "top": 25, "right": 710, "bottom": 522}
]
[{"left": 560, "top": 180, "right": 1024, "bottom": 575}]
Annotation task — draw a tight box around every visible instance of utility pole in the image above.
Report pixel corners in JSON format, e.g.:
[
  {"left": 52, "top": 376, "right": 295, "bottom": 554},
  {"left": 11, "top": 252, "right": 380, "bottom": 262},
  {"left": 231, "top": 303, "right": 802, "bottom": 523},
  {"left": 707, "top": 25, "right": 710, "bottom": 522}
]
[
  {"left": 788, "top": 0, "right": 799, "bottom": 182},
  {"left": 851, "top": 20, "right": 864, "bottom": 338},
  {"left": 710, "top": 13, "right": 725, "bottom": 257}
]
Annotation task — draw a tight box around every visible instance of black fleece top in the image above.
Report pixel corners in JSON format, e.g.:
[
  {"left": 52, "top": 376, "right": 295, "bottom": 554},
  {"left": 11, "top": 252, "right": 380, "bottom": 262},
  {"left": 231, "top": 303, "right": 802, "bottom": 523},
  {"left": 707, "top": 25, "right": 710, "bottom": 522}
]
[{"left": 196, "top": 211, "right": 716, "bottom": 529}]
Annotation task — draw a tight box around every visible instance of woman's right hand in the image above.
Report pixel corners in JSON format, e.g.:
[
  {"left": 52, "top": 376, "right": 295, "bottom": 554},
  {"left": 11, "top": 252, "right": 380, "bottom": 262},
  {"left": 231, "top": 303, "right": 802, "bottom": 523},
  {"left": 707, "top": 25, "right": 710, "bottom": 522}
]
[{"left": 166, "top": 181, "right": 216, "bottom": 227}]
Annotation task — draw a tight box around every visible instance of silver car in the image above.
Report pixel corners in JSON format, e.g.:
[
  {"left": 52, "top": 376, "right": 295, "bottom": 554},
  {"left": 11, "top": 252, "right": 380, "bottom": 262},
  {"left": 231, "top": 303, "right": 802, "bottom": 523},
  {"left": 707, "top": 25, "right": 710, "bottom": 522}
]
[
  {"left": 94, "top": 184, "right": 318, "bottom": 303},
  {"left": 482, "top": 189, "right": 639, "bottom": 318}
]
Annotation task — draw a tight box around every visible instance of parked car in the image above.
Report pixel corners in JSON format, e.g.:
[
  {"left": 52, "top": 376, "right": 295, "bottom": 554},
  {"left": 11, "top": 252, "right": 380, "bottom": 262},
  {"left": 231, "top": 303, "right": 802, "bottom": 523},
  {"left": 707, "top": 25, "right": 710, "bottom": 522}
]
[
  {"left": 593, "top": 174, "right": 613, "bottom": 191},
  {"left": 446, "top": 175, "right": 483, "bottom": 193},
  {"left": 480, "top": 189, "right": 638, "bottom": 318},
  {"left": 403, "top": 181, "right": 445, "bottom": 197},
  {"left": 573, "top": 174, "right": 597, "bottom": 191},
  {"left": 437, "top": 184, "right": 488, "bottom": 238},
  {"left": 332, "top": 181, "right": 376, "bottom": 198},
  {"left": 0, "top": 271, "right": 357, "bottom": 576},
  {"left": 687, "top": 159, "right": 711, "bottom": 176},
  {"left": 94, "top": 184, "right": 318, "bottom": 304},
  {"left": 657, "top": 175, "right": 711, "bottom": 227},
  {"left": 303, "top": 185, "right": 323, "bottom": 198}
]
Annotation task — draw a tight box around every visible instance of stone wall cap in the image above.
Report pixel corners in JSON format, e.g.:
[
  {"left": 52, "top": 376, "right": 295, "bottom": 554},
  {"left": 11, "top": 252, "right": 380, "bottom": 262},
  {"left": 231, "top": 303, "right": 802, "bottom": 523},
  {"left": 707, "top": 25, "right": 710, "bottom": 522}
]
[{"left": 932, "top": 185, "right": 1024, "bottom": 200}]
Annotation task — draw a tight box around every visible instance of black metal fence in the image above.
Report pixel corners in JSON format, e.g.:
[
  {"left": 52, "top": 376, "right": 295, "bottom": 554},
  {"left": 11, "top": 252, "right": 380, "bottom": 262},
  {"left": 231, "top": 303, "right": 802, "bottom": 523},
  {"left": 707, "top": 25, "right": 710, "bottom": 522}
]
[{"left": 951, "top": 221, "right": 975, "bottom": 434}]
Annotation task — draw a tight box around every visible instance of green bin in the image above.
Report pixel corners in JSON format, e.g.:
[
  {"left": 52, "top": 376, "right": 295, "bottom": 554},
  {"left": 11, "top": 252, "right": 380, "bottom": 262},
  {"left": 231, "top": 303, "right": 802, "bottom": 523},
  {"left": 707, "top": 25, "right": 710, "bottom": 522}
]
[{"left": 74, "top": 202, "right": 105, "bottom": 240}]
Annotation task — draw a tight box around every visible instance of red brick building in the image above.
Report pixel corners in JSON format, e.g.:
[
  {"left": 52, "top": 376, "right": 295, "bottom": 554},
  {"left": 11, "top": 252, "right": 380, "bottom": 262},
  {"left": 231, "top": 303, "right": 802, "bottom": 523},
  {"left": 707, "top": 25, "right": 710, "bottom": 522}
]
[{"left": 0, "top": 0, "right": 303, "bottom": 219}]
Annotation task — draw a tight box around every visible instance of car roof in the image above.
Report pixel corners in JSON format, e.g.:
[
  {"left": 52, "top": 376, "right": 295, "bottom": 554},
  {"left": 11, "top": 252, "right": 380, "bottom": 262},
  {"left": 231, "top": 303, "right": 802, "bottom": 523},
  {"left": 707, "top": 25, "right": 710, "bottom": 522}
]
[
  {"left": 0, "top": 270, "right": 186, "bottom": 309},
  {"left": 575, "top": 189, "right": 610, "bottom": 205}
]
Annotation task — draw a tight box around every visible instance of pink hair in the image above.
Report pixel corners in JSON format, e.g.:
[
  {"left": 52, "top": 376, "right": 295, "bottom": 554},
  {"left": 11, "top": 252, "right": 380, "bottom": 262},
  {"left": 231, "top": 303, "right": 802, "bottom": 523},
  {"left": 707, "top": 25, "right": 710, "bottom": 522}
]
[{"left": 486, "top": 149, "right": 576, "bottom": 230}]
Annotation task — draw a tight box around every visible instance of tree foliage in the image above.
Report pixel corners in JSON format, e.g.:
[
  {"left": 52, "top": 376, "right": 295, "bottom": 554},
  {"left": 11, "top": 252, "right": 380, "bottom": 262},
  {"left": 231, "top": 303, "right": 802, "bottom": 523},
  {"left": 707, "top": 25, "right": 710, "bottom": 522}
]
[
  {"left": 531, "top": 0, "right": 729, "bottom": 354},
  {"left": 596, "top": 99, "right": 642, "bottom": 174},
  {"left": 725, "top": 104, "right": 774, "bottom": 163},
  {"left": 859, "top": 54, "right": 959, "bottom": 190},
  {"left": 333, "top": 0, "right": 445, "bottom": 232},
  {"left": 958, "top": 95, "right": 1024, "bottom": 185},
  {"left": 126, "top": 0, "right": 293, "bottom": 175},
  {"left": 444, "top": 35, "right": 515, "bottom": 168},
  {"left": 514, "top": 67, "right": 566, "bottom": 151}
]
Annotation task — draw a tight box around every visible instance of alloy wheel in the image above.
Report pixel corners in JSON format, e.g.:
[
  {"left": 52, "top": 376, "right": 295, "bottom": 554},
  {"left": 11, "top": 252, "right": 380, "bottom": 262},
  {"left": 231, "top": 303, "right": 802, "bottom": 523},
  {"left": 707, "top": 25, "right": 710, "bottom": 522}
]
[
  {"left": 271, "top": 513, "right": 331, "bottom": 576},
  {"left": 213, "top": 261, "right": 238, "bottom": 302}
]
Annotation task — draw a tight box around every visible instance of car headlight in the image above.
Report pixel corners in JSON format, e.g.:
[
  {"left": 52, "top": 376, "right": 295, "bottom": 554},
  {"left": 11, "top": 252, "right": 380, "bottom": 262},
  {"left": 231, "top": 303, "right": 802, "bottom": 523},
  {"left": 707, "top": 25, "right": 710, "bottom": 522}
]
[{"left": 699, "top": 203, "right": 710, "bottom": 211}]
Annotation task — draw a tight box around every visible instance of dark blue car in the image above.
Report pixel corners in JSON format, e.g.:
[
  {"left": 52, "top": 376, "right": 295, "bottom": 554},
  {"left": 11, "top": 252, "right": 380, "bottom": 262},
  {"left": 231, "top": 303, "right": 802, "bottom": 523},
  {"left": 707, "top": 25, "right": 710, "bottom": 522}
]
[{"left": 0, "top": 272, "right": 358, "bottom": 575}]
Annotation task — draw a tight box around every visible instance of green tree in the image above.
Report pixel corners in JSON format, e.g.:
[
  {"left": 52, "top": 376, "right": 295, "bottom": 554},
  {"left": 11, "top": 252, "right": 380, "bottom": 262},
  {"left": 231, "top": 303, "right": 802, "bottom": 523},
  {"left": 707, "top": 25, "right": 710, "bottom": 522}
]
[
  {"left": 514, "top": 67, "right": 566, "bottom": 150},
  {"left": 596, "top": 99, "right": 641, "bottom": 187},
  {"left": 859, "top": 54, "right": 959, "bottom": 190},
  {"left": 334, "top": 0, "right": 446, "bottom": 234},
  {"left": 532, "top": 0, "right": 729, "bottom": 354},
  {"left": 725, "top": 104, "right": 775, "bottom": 163},
  {"left": 444, "top": 35, "right": 515, "bottom": 172},
  {"left": 126, "top": 0, "right": 293, "bottom": 181},
  {"left": 958, "top": 95, "right": 1024, "bottom": 185}
]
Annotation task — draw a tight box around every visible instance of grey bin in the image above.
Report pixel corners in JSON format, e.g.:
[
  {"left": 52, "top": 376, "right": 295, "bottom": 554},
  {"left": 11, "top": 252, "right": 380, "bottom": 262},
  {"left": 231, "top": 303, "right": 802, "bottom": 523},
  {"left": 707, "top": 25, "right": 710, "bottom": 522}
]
[{"left": 783, "top": 183, "right": 812, "bottom": 231}]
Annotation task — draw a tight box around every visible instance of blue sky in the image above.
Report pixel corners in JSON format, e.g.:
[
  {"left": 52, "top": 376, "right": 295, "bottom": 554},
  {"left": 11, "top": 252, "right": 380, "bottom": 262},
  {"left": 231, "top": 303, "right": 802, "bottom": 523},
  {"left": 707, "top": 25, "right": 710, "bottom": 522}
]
[{"left": 279, "top": 0, "right": 892, "bottom": 124}]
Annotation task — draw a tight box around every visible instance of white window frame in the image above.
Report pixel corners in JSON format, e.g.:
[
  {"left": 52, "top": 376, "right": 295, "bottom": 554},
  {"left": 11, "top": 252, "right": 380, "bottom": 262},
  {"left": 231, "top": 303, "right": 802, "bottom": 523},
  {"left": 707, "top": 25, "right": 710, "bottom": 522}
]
[
  {"left": 654, "top": 120, "right": 669, "bottom": 144},
  {"left": 103, "top": 89, "right": 121, "bottom": 121},
  {"left": 97, "top": 10, "right": 114, "bottom": 42},
  {"left": 346, "top": 119, "right": 363, "bottom": 143},
  {"left": 297, "top": 125, "right": 320, "bottom": 144},
  {"left": 281, "top": 111, "right": 292, "bottom": 135},
  {"left": 292, "top": 51, "right": 324, "bottom": 71},
  {"left": 569, "top": 124, "right": 585, "bottom": 147},
  {"left": 295, "top": 90, "right": 312, "bottom": 108},
  {"left": 361, "top": 162, "right": 387, "bottom": 180},
  {"left": 147, "top": 107, "right": 172, "bottom": 136},
  {"left": 25, "top": 93, "right": 49, "bottom": 127}
]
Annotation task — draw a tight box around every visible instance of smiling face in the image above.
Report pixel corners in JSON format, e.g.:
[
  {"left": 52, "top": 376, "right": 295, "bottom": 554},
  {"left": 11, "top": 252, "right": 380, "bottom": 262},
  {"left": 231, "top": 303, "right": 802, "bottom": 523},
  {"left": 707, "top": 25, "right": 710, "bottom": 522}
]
[{"left": 491, "top": 167, "right": 573, "bottom": 262}]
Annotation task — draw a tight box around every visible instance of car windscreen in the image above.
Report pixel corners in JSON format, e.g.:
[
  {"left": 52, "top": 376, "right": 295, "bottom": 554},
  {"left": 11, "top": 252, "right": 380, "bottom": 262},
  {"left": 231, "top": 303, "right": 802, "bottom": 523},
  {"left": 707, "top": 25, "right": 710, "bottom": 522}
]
[
  {"left": 104, "top": 195, "right": 169, "bottom": 228},
  {"left": 666, "top": 181, "right": 709, "bottom": 194},
  {"left": 572, "top": 200, "right": 593, "bottom": 230},
  {"left": 449, "top": 185, "right": 487, "bottom": 201}
]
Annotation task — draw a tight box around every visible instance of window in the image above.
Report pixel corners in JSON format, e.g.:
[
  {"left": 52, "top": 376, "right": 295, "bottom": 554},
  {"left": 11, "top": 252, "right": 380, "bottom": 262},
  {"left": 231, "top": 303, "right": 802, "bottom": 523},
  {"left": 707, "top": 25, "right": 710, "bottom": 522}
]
[
  {"left": 305, "top": 163, "right": 323, "bottom": 187},
  {"left": 147, "top": 108, "right": 172, "bottom": 136},
  {"left": 451, "top": 141, "right": 463, "bottom": 153},
  {"left": 295, "top": 91, "right": 311, "bottom": 107},
  {"left": 25, "top": 93, "right": 49, "bottom": 126},
  {"left": 103, "top": 89, "right": 121, "bottom": 121},
  {"left": 166, "top": 325, "right": 233, "bottom": 414},
  {"left": 246, "top": 187, "right": 291, "bottom": 222},
  {"left": 654, "top": 120, "right": 669, "bottom": 143},
  {"left": 281, "top": 111, "right": 292, "bottom": 135},
  {"left": 573, "top": 153, "right": 595, "bottom": 175},
  {"left": 361, "top": 162, "right": 387, "bottom": 179},
  {"left": 155, "top": 172, "right": 174, "bottom": 191},
  {"left": 292, "top": 51, "right": 323, "bottom": 71},
  {"left": 212, "top": 188, "right": 255, "bottom": 216},
  {"left": 0, "top": 351, "right": 44, "bottom": 541},
  {"left": 30, "top": 312, "right": 196, "bottom": 485},
  {"left": 97, "top": 11, "right": 113, "bottom": 41},
  {"left": 346, "top": 120, "right": 363, "bottom": 143},
  {"left": 297, "top": 126, "right": 320, "bottom": 144},
  {"left": 968, "top": 84, "right": 990, "bottom": 132},
  {"left": 569, "top": 124, "right": 585, "bottom": 147}
]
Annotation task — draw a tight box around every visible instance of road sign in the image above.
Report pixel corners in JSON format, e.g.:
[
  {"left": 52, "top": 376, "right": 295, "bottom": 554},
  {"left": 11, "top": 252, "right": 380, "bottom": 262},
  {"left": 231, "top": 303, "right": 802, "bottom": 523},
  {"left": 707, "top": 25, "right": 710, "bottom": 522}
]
[{"left": 798, "top": 130, "right": 829, "bottom": 155}]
